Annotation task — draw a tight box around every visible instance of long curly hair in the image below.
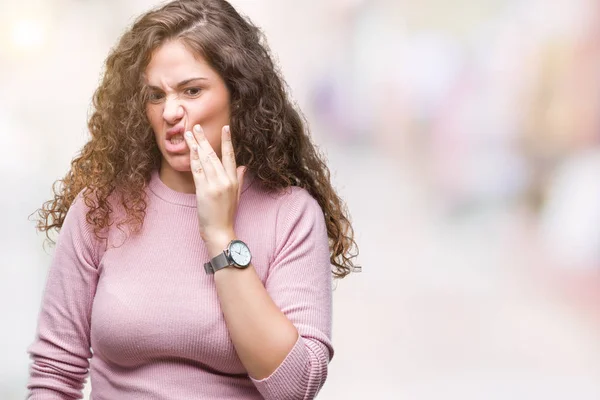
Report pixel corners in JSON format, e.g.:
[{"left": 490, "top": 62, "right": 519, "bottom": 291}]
[{"left": 34, "top": 0, "right": 359, "bottom": 278}]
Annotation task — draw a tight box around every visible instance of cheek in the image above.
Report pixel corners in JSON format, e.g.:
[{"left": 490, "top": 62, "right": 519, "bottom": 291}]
[
  {"left": 195, "top": 93, "right": 230, "bottom": 129},
  {"left": 146, "top": 107, "right": 162, "bottom": 130}
]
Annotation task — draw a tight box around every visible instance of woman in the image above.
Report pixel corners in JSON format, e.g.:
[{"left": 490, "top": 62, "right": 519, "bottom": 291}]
[{"left": 27, "top": 0, "right": 358, "bottom": 399}]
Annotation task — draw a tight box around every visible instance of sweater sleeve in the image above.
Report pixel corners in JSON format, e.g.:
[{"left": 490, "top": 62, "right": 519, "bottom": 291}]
[
  {"left": 26, "top": 193, "right": 102, "bottom": 400},
  {"left": 250, "top": 188, "right": 334, "bottom": 400}
]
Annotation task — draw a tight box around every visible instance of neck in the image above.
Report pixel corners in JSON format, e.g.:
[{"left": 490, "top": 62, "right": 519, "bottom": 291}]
[{"left": 159, "top": 163, "right": 196, "bottom": 194}]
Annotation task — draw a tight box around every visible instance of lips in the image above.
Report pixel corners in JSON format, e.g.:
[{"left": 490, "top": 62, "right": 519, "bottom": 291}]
[
  {"left": 164, "top": 125, "right": 188, "bottom": 153},
  {"left": 166, "top": 125, "right": 185, "bottom": 140}
]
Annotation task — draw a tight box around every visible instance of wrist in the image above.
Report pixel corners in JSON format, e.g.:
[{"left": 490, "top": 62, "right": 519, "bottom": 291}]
[{"left": 203, "top": 229, "right": 236, "bottom": 258}]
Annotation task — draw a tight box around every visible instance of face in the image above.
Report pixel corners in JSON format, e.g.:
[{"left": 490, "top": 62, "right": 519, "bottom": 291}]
[{"left": 144, "top": 40, "right": 231, "bottom": 173}]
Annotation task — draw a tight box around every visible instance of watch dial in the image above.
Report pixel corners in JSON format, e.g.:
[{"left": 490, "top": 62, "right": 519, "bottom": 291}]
[{"left": 230, "top": 241, "right": 251, "bottom": 266}]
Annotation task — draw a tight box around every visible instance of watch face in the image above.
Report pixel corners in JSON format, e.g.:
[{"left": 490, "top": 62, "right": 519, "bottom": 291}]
[{"left": 229, "top": 240, "right": 252, "bottom": 267}]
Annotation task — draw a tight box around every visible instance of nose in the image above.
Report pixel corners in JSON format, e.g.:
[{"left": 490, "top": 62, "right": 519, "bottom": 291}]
[{"left": 163, "top": 95, "right": 184, "bottom": 125}]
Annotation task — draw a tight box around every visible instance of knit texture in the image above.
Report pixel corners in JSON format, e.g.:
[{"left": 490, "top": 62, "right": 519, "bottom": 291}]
[{"left": 27, "top": 169, "right": 333, "bottom": 400}]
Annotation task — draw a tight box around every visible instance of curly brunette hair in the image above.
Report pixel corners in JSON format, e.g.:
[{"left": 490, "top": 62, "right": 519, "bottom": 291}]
[{"left": 34, "top": 0, "right": 359, "bottom": 278}]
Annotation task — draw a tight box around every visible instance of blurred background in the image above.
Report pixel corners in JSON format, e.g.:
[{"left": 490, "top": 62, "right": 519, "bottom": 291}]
[{"left": 1, "top": 0, "right": 599, "bottom": 398}]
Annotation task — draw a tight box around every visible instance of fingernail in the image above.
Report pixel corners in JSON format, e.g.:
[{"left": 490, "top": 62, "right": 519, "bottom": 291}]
[
  {"left": 224, "top": 125, "right": 231, "bottom": 138},
  {"left": 185, "top": 131, "right": 193, "bottom": 138},
  {"left": 194, "top": 124, "right": 202, "bottom": 133}
]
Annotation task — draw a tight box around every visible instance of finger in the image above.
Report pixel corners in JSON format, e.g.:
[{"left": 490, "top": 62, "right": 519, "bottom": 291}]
[
  {"left": 189, "top": 125, "right": 218, "bottom": 181},
  {"left": 236, "top": 166, "right": 247, "bottom": 203},
  {"left": 184, "top": 131, "right": 207, "bottom": 183},
  {"left": 221, "top": 125, "right": 237, "bottom": 182},
  {"left": 192, "top": 124, "right": 225, "bottom": 182}
]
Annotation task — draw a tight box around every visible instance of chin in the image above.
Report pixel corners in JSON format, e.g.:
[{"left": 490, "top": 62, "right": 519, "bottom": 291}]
[
  {"left": 173, "top": 163, "right": 193, "bottom": 173},
  {"left": 163, "top": 156, "right": 192, "bottom": 172}
]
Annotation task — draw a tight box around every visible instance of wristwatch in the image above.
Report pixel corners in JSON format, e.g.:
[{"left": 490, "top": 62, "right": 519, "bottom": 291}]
[{"left": 204, "top": 239, "right": 252, "bottom": 274}]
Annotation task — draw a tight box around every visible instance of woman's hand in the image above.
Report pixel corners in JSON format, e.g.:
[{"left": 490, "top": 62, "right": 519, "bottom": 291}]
[{"left": 184, "top": 124, "right": 246, "bottom": 256}]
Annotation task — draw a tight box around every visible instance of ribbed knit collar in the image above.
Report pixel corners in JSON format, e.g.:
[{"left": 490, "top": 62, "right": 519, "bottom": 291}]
[{"left": 148, "top": 168, "right": 255, "bottom": 207}]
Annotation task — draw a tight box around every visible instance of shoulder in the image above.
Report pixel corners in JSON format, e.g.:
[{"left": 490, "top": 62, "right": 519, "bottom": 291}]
[
  {"left": 56, "top": 188, "right": 109, "bottom": 266},
  {"left": 244, "top": 180, "right": 322, "bottom": 219},
  {"left": 67, "top": 187, "right": 120, "bottom": 224},
  {"left": 65, "top": 186, "right": 121, "bottom": 246},
  {"left": 273, "top": 187, "right": 326, "bottom": 241},
  {"left": 239, "top": 183, "right": 329, "bottom": 267},
  {"left": 65, "top": 189, "right": 94, "bottom": 224},
  {"left": 278, "top": 186, "right": 322, "bottom": 216}
]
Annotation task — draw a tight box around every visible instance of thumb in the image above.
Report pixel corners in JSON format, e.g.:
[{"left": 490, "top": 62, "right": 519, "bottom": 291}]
[{"left": 236, "top": 166, "right": 247, "bottom": 202}]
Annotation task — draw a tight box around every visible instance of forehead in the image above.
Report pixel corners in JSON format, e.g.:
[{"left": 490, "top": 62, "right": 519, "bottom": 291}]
[{"left": 144, "top": 40, "right": 216, "bottom": 85}]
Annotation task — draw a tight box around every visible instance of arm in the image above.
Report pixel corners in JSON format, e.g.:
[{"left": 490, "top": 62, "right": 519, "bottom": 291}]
[
  {"left": 208, "top": 189, "right": 333, "bottom": 400},
  {"left": 27, "top": 194, "right": 101, "bottom": 400},
  {"left": 185, "top": 124, "right": 333, "bottom": 400}
]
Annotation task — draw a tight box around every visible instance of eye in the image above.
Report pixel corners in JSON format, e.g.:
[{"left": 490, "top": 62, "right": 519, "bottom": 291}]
[
  {"left": 184, "top": 87, "right": 202, "bottom": 97},
  {"left": 147, "top": 92, "right": 165, "bottom": 104}
]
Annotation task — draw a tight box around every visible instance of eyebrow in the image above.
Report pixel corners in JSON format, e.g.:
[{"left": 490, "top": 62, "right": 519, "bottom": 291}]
[{"left": 146, "top": 77, "right": 208, "bottom": 90}]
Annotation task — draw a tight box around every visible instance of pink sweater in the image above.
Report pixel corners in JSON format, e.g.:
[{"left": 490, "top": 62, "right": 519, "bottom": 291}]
[{"left": 27, "top": 169, "right": 333, "bottom": 399}]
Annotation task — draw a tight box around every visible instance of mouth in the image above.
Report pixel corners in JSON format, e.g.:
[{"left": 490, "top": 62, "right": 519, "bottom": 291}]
[
  {"left": 168, "top": 134, "right": 185, "bottom": 145},
  {"left": 164, "top": 125, "right": 188, "bottom": 153},
  {"left": 166, "top": 125, "right": 185, "bottom": 139}
]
